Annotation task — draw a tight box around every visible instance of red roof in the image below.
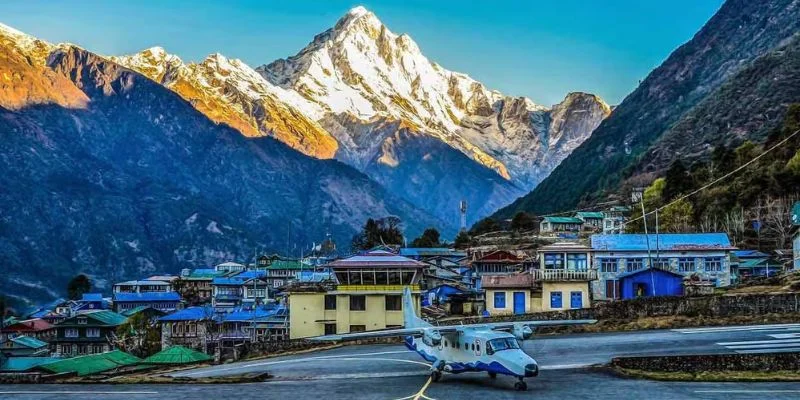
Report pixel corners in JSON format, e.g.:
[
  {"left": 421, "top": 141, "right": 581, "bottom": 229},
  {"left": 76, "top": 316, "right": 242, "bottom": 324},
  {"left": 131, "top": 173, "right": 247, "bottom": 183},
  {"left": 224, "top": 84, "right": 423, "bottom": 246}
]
[
  {"left": 1, "top": 318, "right": 53, "bottom": 333},
  {"left": 474, "top": 250, "right": 525, "bottom": 263},
  {"left": 481, "top": 274, "right": 534, "bottom": 288}
]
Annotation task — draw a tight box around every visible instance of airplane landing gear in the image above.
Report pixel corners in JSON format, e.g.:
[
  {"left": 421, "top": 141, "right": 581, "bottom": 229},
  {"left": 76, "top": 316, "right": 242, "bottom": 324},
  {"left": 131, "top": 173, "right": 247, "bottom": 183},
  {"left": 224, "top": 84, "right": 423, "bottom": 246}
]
[
  {"left": 431, "top": 370, "right": 442, "bottom": 382},
  {"left": 514, "top": 378, "right": 528, "bottom": 391},
  {"left": 488, "top": 372, "right": 497, "bottom": 379}
]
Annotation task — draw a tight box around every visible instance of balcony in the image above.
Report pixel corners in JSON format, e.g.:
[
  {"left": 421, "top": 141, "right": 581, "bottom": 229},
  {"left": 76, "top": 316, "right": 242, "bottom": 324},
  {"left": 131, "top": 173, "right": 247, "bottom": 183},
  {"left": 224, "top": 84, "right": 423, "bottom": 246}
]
[
  {"left": 532, "top": 269, "right": 597, "bottom": 282},
  {"left": 336, "top": 284, "right": 421, "bottom": 292}
]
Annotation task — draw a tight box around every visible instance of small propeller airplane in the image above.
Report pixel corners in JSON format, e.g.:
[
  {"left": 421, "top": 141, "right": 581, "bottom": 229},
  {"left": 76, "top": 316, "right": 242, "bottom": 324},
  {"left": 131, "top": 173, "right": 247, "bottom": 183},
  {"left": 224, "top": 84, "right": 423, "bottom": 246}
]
[{"left": 311, "top": 287, "right": 596, "bottom": 390}]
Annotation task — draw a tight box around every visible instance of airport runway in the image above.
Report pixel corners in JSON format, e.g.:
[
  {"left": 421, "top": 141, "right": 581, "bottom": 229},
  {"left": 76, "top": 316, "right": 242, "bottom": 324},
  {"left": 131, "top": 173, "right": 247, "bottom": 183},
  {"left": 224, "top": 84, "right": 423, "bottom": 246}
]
[{"left": 5, "top": 323, "right": 800, "bottom": 399}]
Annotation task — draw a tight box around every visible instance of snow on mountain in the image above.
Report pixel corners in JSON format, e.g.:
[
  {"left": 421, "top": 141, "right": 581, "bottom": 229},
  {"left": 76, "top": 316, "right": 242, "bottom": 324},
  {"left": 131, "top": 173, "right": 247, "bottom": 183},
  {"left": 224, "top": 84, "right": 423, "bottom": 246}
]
[
  {"left": 258, "top": 6, "right": 611, "bottom": 187},
  {"left": 111, "top": 48, "right": 338, "bottom": 158}
]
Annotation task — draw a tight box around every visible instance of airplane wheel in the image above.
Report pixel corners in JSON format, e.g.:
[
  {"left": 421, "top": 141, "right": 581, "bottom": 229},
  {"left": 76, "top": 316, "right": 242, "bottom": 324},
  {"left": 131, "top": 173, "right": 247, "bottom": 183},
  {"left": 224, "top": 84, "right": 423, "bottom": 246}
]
[
  {"left": 515, "top": 381, "right": 527, "bottom": 391},
  {"left": 431, "top": 370, "right": 442, "bottom": 382},
  {"left": 488, "top": 372, "right": 497, "bottom": 379}
]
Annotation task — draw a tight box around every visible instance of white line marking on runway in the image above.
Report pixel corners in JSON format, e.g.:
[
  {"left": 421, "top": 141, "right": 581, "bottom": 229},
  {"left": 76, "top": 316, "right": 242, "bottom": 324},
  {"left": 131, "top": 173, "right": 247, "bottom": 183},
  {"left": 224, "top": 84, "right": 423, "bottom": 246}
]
[
  {"left": 769, "top": 333, "right": 800, "bottom": 339},
  {"left": 540, "top": 363, "right": 593, "bottom": 370},
  {"left": 725, "top": 343, "right": 800, "bottom": 350},
  {"left": 718, "top": 338, "right": 800, "bottom": 346},
  {"left": 175, "top": 350, "right": 410, "bottom": 376},
  {"left": 0, "top": 391, "right": 158, "bottom": 395}
]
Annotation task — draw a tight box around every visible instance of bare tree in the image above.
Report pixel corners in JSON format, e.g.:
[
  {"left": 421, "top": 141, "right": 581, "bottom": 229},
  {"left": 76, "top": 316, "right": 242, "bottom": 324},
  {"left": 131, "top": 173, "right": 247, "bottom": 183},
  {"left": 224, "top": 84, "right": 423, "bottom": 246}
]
[{"left": 759, "top": 196, "right": 798, "bottom": 249}]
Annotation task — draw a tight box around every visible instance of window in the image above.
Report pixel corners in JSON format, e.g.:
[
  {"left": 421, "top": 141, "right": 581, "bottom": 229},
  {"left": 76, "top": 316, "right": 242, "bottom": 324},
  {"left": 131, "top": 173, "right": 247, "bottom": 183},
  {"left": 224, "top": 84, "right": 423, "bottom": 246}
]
[
  {"left": 544, "top": 254, "right": 564, "bottom": 270},
  {"left": 349, "top": 295, "right": 366, "bottom": 311},
  {"left": 567, "top": 253, "right": 588, "bottom": 271},
  {"left": 570, "top": 291, "right": 583, "bottom": 309},
  {"left": 385, "top": 295, "right": 402, "bottom": 311},
  {"left": 605, "top": 280, "right": 620, "bottom": 300},
  {"left": 626, "top": 258, "right": 643, "bottom": 272},
  {"left": 600, "top": 259, "right": 618, "bottom": 273},
  {"left": 324, "top": 295, "right": 337, "bottom": 310},
  {"left": 349, "top": 325, "right": 366, "bottom": 333},
  {"left": 705, "top": 258, "right": 723, "bottom": 272},
  {"left": 87, "top": 328, "right": 100, "bottom": 338},
  {"left": 77, "top": 317, "right": 87, "bottom": 325},
  {"left": 77, "top": 345, "right": 87, "bottom": 355},
  {"left": 652, "top": 258, "right": 671, "bottom": 269},
  {"left": 493, "top": 292, "right": 506, "bottom": 309},
  {"left": 464, "top": 342, "right": 468, "bottom": 350},
  {"left": 92, "top": 344, "right": 104, "bottom": 354},
  {"left": 678, "top": 258, "right": 696, "bottom": 272},
  {"left": 65, "top": 328, "right": 79, "bottom": 338},
  {"left": 486, "top": 338, "right": 520, "bottom": 355},
  {"left": 324, "top": 323, "right": 336, "bottom": 335},
  {"left": 61, "top": 345, "right": 72, "bottom": 355},
  {"left": 550, "top": 291, "right": 563, "bottom": 309}
]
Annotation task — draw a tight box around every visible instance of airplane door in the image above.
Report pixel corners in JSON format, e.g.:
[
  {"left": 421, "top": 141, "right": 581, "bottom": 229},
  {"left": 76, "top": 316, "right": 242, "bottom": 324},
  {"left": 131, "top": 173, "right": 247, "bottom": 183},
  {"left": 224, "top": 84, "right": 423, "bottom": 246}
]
[{"left": 513, "top": 292, "right": 526, "bottom": 315}]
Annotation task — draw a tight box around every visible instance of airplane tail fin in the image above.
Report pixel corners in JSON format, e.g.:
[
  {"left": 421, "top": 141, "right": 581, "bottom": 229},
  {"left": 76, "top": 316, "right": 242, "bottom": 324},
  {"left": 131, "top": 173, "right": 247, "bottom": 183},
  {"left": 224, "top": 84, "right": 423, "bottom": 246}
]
[{"left": 403, "top": 287, "right": 428, "bottom": 328}]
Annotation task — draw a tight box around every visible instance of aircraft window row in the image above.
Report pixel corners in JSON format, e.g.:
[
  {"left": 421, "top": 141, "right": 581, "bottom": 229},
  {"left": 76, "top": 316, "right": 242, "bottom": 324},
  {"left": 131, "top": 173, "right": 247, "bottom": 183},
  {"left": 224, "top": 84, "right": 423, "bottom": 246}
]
[{"left": 444, "top": 340, "right": 478, "bottom": 352}]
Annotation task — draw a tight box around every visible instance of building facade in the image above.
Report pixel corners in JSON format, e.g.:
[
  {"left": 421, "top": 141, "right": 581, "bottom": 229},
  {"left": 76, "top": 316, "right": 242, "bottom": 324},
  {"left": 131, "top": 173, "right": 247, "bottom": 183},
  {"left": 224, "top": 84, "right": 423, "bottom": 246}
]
[
  {"left": 591, "top": 233, "right": 735, "bottom": 301},
  {"left": 535, "top": 242, "right": 595, "bottom": 311},
  {"left": 539, "top": 217, "right": 583, "bottom": 233},
  {"left": 50, "top": 311, "right": 127, "bottom": 357},
  {"left": 287, "top": 250, "right": 423, "bottom": 339}
]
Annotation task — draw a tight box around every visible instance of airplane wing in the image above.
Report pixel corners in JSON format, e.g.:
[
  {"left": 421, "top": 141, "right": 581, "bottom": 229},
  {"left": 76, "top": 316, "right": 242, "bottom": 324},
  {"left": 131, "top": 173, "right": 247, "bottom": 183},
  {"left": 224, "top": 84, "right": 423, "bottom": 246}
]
[
  {"left": 307, "top": 320, "right": 595, "bottom": 341},
  {"left": 466, "top": 319, "right": 598, "bottom": 331},
  {"left": 308, "top": 326, "right": 460, "bottom": 342}
]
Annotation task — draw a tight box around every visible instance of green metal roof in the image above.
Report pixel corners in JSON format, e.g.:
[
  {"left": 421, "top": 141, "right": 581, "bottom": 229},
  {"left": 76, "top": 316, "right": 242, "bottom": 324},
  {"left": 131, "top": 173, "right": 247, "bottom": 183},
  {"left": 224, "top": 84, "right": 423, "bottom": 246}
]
[
  {"left": 576, "top": 212, "right": 605, "bottom": 219},
  {"left": 10, "top": 336, "right": 47, "bottom": 349},
  {"left": 85, "top": 311, "right": 128, "bottom": 326},
  {"left": 0, "top": 357, "right": 59, "bottom": 372},
  {"left": 266, "top": 260, "right": 304, "bottom": 270},
  {"left": 40, "top": 350, "right": 141, "bottom": 376},
  {"left": 142, "top": 345, "right": 213, "bottom": 365},
  {"left": 542, "top": 216, "right": 583, "bottom": 224}
]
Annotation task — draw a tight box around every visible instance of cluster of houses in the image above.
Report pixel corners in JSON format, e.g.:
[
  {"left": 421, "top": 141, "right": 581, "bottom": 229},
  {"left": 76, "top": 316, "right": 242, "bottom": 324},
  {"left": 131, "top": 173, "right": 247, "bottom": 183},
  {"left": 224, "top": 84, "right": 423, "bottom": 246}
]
[
  {"left": 3, "top": 205, "right": 800, "bottom": 373},
  {"left": 539, "top": 206, "right": 630, "bottom": 234}
]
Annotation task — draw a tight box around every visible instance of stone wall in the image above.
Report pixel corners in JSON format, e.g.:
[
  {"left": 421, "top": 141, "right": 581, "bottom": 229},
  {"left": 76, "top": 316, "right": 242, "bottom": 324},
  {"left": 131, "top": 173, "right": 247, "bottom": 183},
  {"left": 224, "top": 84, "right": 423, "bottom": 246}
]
[
  {"left": 442, "top": 293, "right": 800, "bottom": 325},
  {"left": 611, "top": 353, "right": 800, "bottom": 372}
]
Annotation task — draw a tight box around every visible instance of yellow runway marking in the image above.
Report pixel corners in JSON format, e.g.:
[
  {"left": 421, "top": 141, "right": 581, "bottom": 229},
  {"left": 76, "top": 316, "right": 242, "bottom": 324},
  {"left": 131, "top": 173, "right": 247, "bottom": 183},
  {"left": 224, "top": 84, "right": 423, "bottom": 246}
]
[{"left": 395, "top": 375, "right": 436, "bottom": 400}]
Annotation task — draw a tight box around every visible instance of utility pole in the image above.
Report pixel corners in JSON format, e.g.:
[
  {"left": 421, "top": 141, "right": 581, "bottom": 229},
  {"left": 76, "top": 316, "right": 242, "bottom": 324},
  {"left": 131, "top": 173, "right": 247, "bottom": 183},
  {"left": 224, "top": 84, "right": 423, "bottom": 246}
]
[{"left": 640, "top": 197, "right": 656, "bottom": 297}]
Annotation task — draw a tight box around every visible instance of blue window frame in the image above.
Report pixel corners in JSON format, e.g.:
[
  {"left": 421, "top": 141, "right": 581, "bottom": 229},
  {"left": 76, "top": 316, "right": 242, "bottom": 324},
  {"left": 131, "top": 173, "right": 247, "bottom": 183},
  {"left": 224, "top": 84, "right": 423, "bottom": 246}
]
[
  {"left": 494, "top": 292, "right": 506, "bottom": 309},
  {"left": 570, "top": 291, "right": 583, "bottom": 309},
  {"left": 567, "top": 253, "right": 588, "bottom": 271},
  {"left": 544, "top": 253, "right": 564, "bottom": 270},
  {"left": 678, "top": 258, "right": 696, "bottom": 272},
  {"left": 550, "top": 291, "right": 562, "bottom": 309},
  {"left": 704, "top": 258, "right": 723, "bottom": 272}
]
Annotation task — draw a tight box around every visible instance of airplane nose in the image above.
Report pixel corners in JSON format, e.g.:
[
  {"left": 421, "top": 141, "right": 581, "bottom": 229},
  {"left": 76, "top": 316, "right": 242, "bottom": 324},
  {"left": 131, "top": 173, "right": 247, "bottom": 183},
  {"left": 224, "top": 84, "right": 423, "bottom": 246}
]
[{"left": 524, "top": 363, "right": 539, "bottom": 377}]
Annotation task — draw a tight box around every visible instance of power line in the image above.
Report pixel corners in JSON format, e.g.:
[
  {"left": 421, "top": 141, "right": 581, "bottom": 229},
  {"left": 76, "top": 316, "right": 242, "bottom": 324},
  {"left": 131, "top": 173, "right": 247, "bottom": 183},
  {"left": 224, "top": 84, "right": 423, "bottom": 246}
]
[{"left": 628, "top": 127, "right": 800, "bottom": 224}]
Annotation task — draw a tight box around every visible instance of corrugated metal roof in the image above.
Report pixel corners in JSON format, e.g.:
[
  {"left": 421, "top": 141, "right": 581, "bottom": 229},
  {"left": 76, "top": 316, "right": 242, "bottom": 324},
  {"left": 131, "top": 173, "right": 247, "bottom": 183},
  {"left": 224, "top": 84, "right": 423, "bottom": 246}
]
[
  {"left": 113, "top": 292, "right": 181, "bottom": 302},
  {"left": 219, "top": 305, "right": 287, "bottom": 323},
  {"left": 617, "top": 267, "right": 684, "bottom": 280},
  {"left": 266, "top": 260, "right": 304, "bottom": 270},
  {"left": 2, "top": 318, "right": 52, "bottom": 332},
  {"left": 142, "top": 345, "right": 212, "bottom": 365},
  {"left": 591, "top": 233, "right": 734, "bottom": 251},
  {"left": 327, "top": 250, "right": 424, "bottom": 268},
  {"left": 114, "top": 280, "right": 171, "bottom": 286},
  {"left": 576, "top": 212, "right": 605, "bottom": 219},
  {"left": 80, "top": 311, "right": 129, "bottom": 326},
  {"left": 158, "top": 306, "right": 215, "bottom": 322},
  {"left": 0, "top": 357, "right": 59, "bottom": 372},
  {"left": 10, "top": 336, "right": 48, "bottom": 349},
  {"left": 81, "top": 293, "right": 103, "bottom": 302},
  {"left": 40, "top": 350, "right": 141, "bottom": 376},
  {"left": 400, "top": 248, "right": 466, "bottom": 257},
  {"left": 542, "top": 216, "right": 583, "bottom": 224}
]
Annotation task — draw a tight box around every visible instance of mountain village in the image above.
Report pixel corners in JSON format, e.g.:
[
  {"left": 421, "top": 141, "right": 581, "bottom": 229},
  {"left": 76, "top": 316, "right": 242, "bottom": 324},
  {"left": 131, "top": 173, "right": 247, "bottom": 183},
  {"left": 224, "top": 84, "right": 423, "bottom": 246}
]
[{"left": 3, "top": 198, "right": 800, "bottom": 378}]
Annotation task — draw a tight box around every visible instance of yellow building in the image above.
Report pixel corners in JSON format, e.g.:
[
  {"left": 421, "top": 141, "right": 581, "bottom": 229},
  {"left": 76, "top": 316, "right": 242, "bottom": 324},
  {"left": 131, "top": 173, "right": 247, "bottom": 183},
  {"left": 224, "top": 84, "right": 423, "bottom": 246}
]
[
  {"left": 535, "top": 242, "right": 596, "bottom": 311},
  {"left": 482, "top": 274, "right": 536, "bottom": 315},
  {"left": 288, "top": 250, "right": 424, "bottom": 339}
]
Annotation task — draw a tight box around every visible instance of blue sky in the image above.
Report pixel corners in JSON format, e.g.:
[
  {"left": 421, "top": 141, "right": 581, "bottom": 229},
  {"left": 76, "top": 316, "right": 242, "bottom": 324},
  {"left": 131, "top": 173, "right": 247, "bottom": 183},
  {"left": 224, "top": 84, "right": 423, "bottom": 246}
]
[{"left": 2, "top": 0, "right": 724, "bottom": 105}]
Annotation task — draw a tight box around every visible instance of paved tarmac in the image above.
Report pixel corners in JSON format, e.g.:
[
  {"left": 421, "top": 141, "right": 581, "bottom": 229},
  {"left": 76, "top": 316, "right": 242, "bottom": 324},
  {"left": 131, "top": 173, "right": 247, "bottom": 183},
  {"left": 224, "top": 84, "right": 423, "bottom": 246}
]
[{"left": 5, "top": 323, "right": 800, "bottom": 399}]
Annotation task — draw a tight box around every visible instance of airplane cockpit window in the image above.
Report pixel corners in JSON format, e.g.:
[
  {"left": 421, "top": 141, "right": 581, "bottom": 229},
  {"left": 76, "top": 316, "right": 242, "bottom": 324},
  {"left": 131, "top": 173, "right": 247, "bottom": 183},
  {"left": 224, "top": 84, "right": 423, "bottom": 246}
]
[{"left": 487, "top": 338, "right": 521, "bottom": 354}]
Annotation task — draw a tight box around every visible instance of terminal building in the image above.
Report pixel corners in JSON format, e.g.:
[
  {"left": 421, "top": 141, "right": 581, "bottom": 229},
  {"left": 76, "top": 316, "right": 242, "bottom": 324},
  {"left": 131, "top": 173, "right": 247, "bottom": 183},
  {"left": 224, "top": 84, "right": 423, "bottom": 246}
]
[{"left": 287, "top": 249, "right": 423, "bottom": 339}]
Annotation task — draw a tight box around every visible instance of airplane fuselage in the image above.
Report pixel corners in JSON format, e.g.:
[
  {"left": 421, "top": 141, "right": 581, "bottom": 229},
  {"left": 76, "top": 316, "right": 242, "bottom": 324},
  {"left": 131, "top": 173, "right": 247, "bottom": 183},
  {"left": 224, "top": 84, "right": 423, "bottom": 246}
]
[{"left": 403, "top": 328, "right": 539, "bottom": 378}]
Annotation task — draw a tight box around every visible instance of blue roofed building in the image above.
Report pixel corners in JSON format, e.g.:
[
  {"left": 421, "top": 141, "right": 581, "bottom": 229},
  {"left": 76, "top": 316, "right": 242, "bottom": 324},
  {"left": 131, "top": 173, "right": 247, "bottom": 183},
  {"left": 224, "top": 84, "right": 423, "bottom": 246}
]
[
  {"left": 591, "top": 233, "right": 736, "bottom": 300},
  {"left": 215, "top": 305, "right": 289, "bottom": 346},
  {"left": 112, "top": 291, "right": 181, "bottom": 313},
  {"left": 158, "top": 306, "right": 216, "bottom": 353},
  {"left": 211, "top": 270, "right": 269, "bottom": 309}
]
